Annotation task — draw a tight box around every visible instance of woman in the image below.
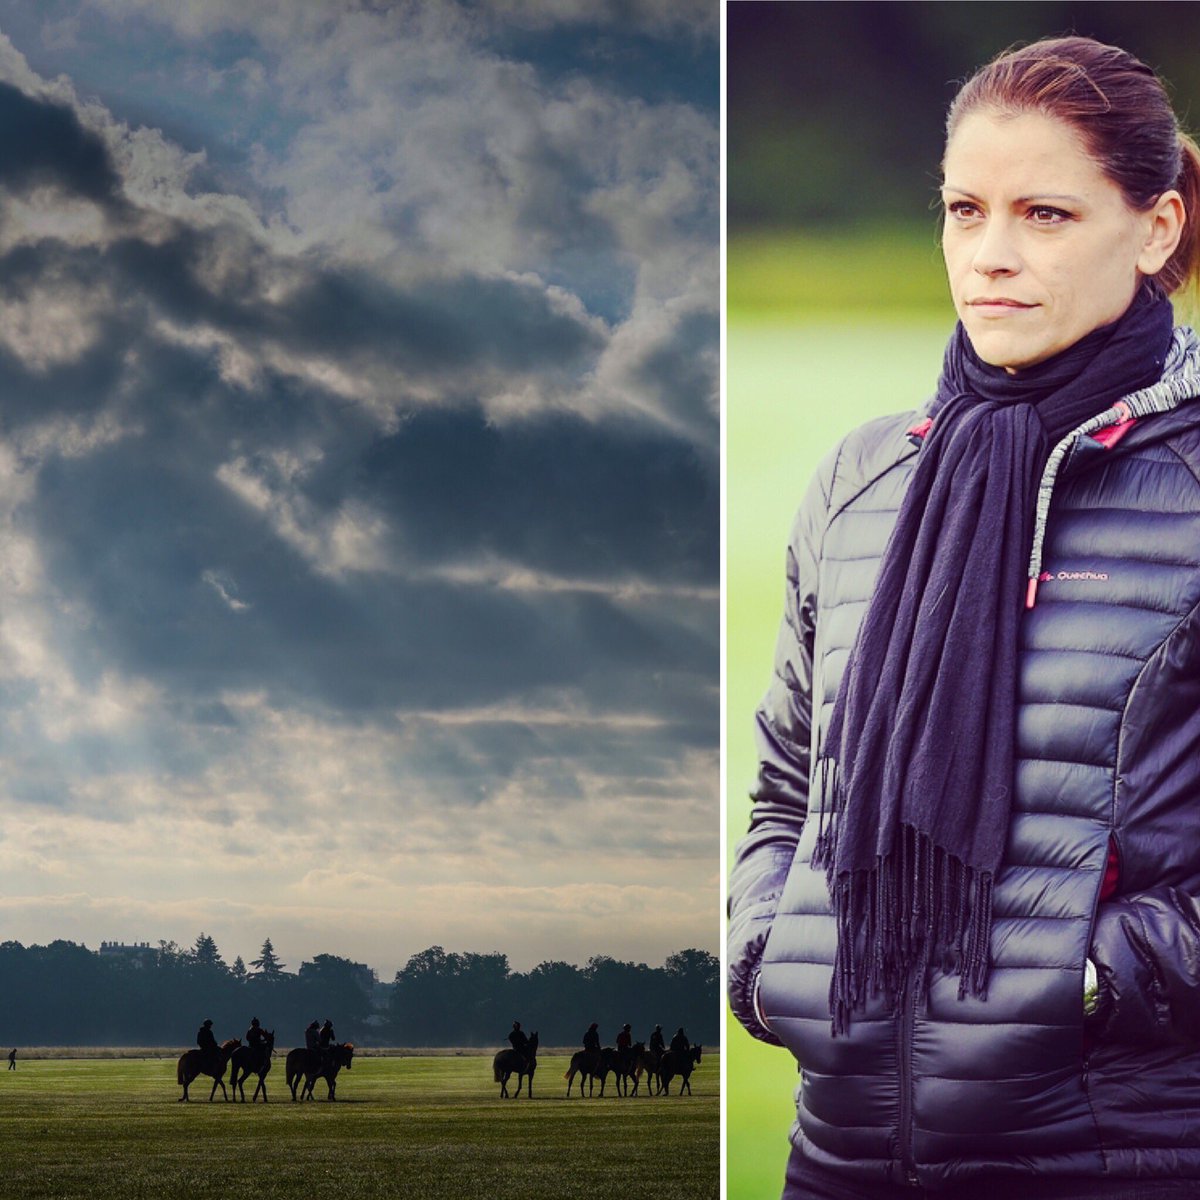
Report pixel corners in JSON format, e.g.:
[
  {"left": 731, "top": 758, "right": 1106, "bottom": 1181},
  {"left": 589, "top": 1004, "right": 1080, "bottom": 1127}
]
[{"left": 729, "top": 36, "right": 1200, "bottom": 1198}]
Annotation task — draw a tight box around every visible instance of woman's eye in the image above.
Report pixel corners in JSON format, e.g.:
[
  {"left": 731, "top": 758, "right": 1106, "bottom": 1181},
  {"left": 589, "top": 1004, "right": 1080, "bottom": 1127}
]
[
  {"left": 946, "top": 201, "right": 980, "bottom": 220},
  {"left": 1029, "top": 206, "right": 1069, "bottom": 224}
]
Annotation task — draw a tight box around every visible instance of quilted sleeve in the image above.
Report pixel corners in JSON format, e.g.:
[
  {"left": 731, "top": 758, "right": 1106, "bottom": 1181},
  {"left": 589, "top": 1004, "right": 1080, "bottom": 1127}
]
[{"left": 727, "top": 445, "right": 835, "bottom": 1045}]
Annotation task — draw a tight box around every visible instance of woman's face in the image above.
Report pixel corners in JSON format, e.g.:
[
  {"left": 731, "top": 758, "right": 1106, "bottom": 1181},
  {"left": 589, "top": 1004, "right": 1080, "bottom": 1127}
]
[{"left": 941, "top": 110, "right": 1168, "bottom": 371}]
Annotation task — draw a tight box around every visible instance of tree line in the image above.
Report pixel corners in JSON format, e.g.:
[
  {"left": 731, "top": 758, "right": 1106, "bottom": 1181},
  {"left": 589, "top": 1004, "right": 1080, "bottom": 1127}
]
[{"left": 0, "top": 936, "right": 718, "bottom": 1048}]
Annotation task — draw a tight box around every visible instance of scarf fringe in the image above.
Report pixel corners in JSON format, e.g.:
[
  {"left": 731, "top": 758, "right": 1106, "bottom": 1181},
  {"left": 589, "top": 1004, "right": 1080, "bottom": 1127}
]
[{"left": 814, "top": 755, "right": 994, "bottom": 1037}]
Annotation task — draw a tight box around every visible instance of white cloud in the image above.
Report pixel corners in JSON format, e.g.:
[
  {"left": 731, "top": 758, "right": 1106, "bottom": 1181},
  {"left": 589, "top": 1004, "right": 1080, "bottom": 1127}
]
[{"left": 216, "top": 452, "right": 392, "bottom": 578}]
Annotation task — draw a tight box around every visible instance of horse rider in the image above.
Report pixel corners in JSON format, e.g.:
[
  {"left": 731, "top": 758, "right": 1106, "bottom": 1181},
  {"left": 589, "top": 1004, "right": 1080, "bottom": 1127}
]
[
  {"left": 670, "top": 1026, "right": 690, "bottom": 1056},
  {"left": 650, "top": 1024, "right": 666, "bottom": 1056},
  {"left": 616, "top": 1023, "right": 633, "bottom": 1052},
  {"left": 196, "top": 1018, "right": 219, "bottom": 1070},
  {"left": 582, "top": 1022, "right": 601, "bottom": 1055},
  {"left": 508, "top": 1021, "right": 530, "bottom": 1055},
  {"left": 305, "top": 1020, "right": 321, "bottom": 1053},
  {"left": 318, "top": 1019, "right": 336, "bottom": 1068},
  {"left": 245, "top": 1017, "right": 267, "bottom": 1053}
]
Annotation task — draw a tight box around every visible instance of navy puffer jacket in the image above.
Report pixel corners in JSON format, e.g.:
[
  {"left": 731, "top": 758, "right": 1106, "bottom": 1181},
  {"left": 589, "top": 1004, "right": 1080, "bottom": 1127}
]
[{"left": 728, "top": 331, "right": 1200, "bottom": 1188}]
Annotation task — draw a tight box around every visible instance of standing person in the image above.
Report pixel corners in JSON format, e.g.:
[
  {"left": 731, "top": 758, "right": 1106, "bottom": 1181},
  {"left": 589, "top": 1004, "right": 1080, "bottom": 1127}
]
[
  {"left": 6, "top": 1048, "right": 14, "bottom": 1071},
  {"left": 729, "top": 35, "right": 1200, "bottom": 1197}
]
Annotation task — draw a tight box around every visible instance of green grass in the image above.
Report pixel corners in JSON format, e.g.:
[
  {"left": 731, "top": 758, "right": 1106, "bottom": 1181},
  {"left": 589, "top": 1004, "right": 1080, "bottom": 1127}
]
[
  {"left": 728, "top": 225, "right": 951, "bottom": 316},
  {"left": 0, "top": 1053, "right": 718, "bottom": 1198},
  {"left": 725, "top": 313, "right": 951, "bottom": 1198}
]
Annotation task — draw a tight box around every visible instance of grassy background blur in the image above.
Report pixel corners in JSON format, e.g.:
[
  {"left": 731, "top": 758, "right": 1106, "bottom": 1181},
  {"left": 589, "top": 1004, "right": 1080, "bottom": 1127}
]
[
  {"left": 725, "top": 231, "right": 952, "bottom": 1197},
  {"left": 726, "top": 4, "right": 1200, "bottom": 1194}
]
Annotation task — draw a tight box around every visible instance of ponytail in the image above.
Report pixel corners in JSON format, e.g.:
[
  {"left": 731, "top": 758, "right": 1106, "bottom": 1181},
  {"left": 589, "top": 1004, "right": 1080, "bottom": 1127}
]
[{"left": 1161, "top": 131, "right": 1200, "bottom": 301}]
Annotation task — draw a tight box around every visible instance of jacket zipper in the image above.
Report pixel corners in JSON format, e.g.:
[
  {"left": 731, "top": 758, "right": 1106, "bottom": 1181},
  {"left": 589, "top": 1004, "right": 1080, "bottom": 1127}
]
[{"left": 896, "top": 972, "right": 920, "bottom": 1187}]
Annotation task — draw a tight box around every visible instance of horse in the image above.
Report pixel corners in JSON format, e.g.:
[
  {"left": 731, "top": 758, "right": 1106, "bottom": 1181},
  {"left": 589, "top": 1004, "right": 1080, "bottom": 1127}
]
[
  {"left": 565, "top": 1047, "right": 615, "bottom": 1097},
  {"left": 229, "top": 1030, "right": 275, "bottom": 1102},
  {"left": 610, "top": 1043, "right": 639, "bottom": 1097},
  {"left": 627, "top": 1042, "right": 656, "bottom": 1097},
  {"left": 177, "top": 1037, "right": 241, "bottom": 1102},
  {"left": 492, "top": 1031, "right": 538, "bottom": 1098},
  {"left": 657, "top": 1044, "right": 702, "bottom": 1096},
  {"left": 286, "top": 1041, "right": 355, "bottom": 1101}
]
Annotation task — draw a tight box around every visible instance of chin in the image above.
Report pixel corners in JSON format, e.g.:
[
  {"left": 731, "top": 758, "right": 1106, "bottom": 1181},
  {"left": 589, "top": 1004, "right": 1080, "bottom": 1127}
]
[{"left": 964, "top": 328, "right": 1053, "bottom": 372}]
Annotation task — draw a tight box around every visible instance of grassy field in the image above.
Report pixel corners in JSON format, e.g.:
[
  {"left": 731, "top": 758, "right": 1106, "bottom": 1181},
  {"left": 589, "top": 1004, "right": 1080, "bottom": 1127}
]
[
  {"left": 725, "top": 309, "right": 951, "bottom": 1198},
  {"left": 0, "top": 1052, "right": 718, "bottom": 1199}
]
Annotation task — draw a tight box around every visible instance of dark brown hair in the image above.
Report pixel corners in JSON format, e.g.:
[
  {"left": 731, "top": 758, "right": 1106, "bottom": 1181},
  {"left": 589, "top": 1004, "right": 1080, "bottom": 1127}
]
[{"left": 947, "top": 36, "right": 1200, "bottom": 296}]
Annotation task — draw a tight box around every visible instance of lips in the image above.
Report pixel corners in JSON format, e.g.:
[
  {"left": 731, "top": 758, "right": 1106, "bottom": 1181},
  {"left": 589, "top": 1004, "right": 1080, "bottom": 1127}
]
[{"left": 968, "top": 298, "right": 1037, "bottom": 313}]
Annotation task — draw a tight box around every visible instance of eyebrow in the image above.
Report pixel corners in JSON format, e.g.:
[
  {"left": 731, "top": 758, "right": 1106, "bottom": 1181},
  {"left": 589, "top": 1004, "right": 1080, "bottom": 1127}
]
[{"left": 941, "top": 186, "right": 1086, "bottom": 205}]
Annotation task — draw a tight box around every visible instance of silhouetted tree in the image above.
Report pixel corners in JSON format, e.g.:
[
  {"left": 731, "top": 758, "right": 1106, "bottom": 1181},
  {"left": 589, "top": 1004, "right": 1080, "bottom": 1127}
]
[
  {"left": 250, "top": 937, "right": 285, "bottom": 979},
  {"left": 298, "top": 954, "right": 376, "bottom": 1038},
  {"left": 190, "top": 933, "right": 227, "bottom": 973}
]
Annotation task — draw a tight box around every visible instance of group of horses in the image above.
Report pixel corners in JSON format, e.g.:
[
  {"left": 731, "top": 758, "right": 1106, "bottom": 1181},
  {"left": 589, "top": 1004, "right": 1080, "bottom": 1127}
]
[
  {"left": 176, "top": 1032, "right": 355, "bottom": 1103},
  {"left": 492, "top": 1033, "right": 703, "bottom": 1099}
]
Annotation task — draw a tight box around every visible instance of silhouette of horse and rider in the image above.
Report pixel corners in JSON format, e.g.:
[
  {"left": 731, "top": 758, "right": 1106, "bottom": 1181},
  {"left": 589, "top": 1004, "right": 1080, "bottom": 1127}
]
[
  {"left": 492, "top": 1022, "right": 539, "bottom": 1098},
  {"left": 563, "top": 1023, "right": 701, "bottom": 1098},
  {"left": 285, "top": 1018, "right": 355, "bottom": 1101},
  {"left": 177, "top": 1019, "right": 241, "bottom": 1102},
  {"left": 229, "top": 1019, "right": 275, "bottom": 1102},
  {"left": 180, "top": 1017, "right": 352, "bottom": 1103}
]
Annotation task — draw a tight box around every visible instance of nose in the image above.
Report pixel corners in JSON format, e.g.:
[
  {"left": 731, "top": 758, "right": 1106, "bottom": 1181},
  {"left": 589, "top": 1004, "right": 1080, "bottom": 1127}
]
[{"left": 971, "top": 215, "right": 1021, "bottom": 277}]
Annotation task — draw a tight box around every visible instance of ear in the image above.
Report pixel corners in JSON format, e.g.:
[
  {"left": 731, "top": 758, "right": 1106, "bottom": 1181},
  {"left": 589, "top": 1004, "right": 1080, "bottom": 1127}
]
[{"left": 1137, "top": 189, "right": 1186, "bottom": 277}]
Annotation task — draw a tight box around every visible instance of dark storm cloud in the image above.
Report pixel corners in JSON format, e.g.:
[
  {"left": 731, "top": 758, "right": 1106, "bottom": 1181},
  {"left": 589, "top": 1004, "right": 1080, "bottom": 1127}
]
[
  {"left": 357, "top": 407, "right": 716, "bottom": 579},
  {"left": 0, "top": 80, "right": 125, "bottom": 207},
  {"left": 0, "top": 81, "right": 713, "bottom": 732},
  {"left": 34, "top": 426, "right": 716, "bottom": 716},
  {"left": 102, "top": 230, "right": 605, "bottom": 376}
]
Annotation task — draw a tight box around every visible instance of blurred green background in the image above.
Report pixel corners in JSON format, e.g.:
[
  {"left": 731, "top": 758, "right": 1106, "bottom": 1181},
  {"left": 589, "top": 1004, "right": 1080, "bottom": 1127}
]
[{"left": 726, "top": 4, "right": 1200, "bottom": 1196}]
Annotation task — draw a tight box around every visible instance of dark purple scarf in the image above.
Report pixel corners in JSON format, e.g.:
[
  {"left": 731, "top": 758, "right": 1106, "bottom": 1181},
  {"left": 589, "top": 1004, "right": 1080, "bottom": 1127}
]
[{"left": 815, "top": 285, "right": 1174, "bottom": 1034}]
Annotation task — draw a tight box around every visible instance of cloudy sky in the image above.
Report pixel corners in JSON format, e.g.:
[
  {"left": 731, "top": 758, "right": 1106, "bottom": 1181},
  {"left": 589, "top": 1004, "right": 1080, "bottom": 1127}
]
[{"left": 0, "top": 1, "right": 718, "bottom": 977}]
